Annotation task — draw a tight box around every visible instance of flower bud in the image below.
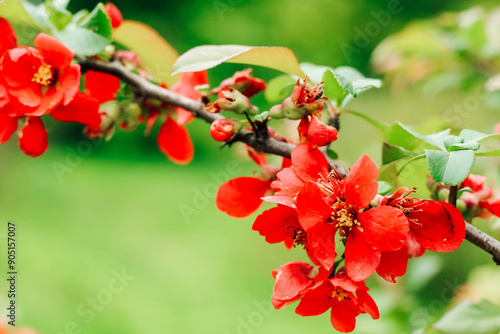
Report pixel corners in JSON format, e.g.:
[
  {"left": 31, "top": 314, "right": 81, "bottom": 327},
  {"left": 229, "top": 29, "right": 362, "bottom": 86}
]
[
  {"left": 206, "top": 88, "right": 256, "bottom": 114},
  {"left": 104, "top": 2, "right": 123, "bottom": 28},
  {"left": 210, "top": 118, "right": 241, "bottom": 142}
]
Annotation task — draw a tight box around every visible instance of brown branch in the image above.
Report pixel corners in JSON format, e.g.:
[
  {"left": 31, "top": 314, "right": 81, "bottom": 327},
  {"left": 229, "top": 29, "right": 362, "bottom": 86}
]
[{"left": 76, "top": 56, "right": 500, "bottom": 265}]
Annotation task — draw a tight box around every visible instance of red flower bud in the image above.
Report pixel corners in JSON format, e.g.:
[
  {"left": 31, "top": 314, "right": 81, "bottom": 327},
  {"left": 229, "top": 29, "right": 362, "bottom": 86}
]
[
  {"left": 104, "top": 3, "right": 123, "bottom": 28},
  {"left": 210, "top": 118, "right": 241, "bottom": 142}
]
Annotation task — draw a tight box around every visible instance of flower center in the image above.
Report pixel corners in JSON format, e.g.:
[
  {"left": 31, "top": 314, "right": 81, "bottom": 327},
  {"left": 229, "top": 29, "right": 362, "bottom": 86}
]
[
  {"left": 31, "top": 64, "right": 54, "bottom": 86},
  {"left": 286, "top": 226, "right": 308, "bottom": 248},
  {"left": 330, "top": 287, "right": 350, "bottom": 302},
  {"left": 331, "top": 201, "right": 361, "bottom": 238}
]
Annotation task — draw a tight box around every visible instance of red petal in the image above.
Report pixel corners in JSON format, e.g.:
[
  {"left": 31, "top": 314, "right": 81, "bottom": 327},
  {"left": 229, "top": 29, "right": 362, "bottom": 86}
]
[
  {"left": 60, "top": 64, "right": 81, "bottom": 106},
  {"left": 271, "top": 167, "right": 304, "bottom": 198},
  {"left": 104, "top": 2, "right": 123, "bottom": 28},
  {"left": 406, "top": 232, "right": 425, "bottom": 258},
  {"left": 296, "top": 181, "right": 331, "bottom": 231},
  {"left": 1, "top": 47, "right": 41, "bottom": 88},
  {"left": 157, "top": 117, "right": 194, "bottom": 164},
  {"left": 307, "top": 115, "right": 338, "bottom": 147},
  {"left": 247, "top": 146, "right": 267, "bottom": 168},
  {"left": 291, "top": 144, "right": 329, "bottom": 182},
  {"left": 356, "top": 289, "right": 380, "bottom": 319},
  {"left": 18, "top": 117, "right": 48, "bottom": 157},
  {"left": 171, "top": 71, "right": 209, "bottom": 99},
  {"left": 51, "top": 92, "right": 100, "bottom": 125},
  {"left": 34, "top": 33, "right": 74, "bottom": 69},
  {"left": 273, "top": 261, "right": 315, "bottom": 306},
  {"left": 345, "top": 154, "right": 378, "bottom": 209},
  {"left": 27, "top": 84, "right": 64, "bottom": 116},
  {"left": 358, "top": 206, "right": 408, "bottom": 252},
  {"left": 174, "top": 107, "right": 193, "bottom": 125},
  {"left": 261, "top": 195, "right": 296, "bottom": 209},
  {"left": 216, "top": 177, "right": 271, "bottom": 218},
  {"left": 480, "top": 198, "right": 500, "bottom": 217},
  {"left": 85, "top": 70, "right": 120, "bottom": 103},
  {"left": 410, "top": 201, "right": 465, "bottom": 252},
  {"left": 308, "top": 223, "right": 338, "bottom": 271},
  {"left": 295, "top": 281, "right": 333, "bottom": 316},
  {"left": 330, "top": 299, "right": 360, "bottom": 333},
  {"left": 0, "top": 113, "right": 17, "bottom": 143},
  {"left": 252, "top": 206, "right": 299, "bottom": 245},
  {"left": 376, "top": 247, "right": 408, "bottom": 283},
  {"left": 344, "top": 228, "right": 381, "bottom": 281},
  {"left": 0, "top": 18, "right": 17, "bottom": 54}
]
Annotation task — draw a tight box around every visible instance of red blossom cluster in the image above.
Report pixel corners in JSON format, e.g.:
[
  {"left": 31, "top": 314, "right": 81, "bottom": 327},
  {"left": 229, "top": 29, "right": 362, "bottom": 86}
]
[{"left": 211, "top": 75, "right": 466, "bottom": 331}]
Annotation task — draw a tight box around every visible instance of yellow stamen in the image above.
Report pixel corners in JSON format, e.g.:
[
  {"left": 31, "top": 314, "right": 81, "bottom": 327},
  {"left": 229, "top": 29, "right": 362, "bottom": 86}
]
[
  {"left": 31, "top": 64, "right": 54, "bottom": 86},
  {"left": 331, "top": 287, "right": 350, "bottom": 302},
  {"left": 331, "top": 201, "right": 361, "bottom": 238}
]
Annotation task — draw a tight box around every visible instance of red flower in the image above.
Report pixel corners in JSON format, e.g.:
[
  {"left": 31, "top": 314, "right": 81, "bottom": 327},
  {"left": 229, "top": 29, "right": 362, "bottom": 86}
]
[
  {"left": 295, "top": 155, "right": 408, "bottom": 280},
  {"left": 376, "top": 188, "right": 466, "bottom": 282},
  {"left": 269, "top": 77, "right": 325, "bottom": 120},
  {"left": 460, "top": 174, "right": 500, "bottom": 220},
  {"left": 298, "top": 114, "right": 338, "bottom": 149},
  {"left": 104, "top": 2, "right": 123, "bottom": 28},
  {"left": 1, "top": 33, "right": 80, "bottom": 117},
  {"left": 51, "top": 92, "right": 101, "bottom": 129},
  {"left": 209, "top": 68, "right": 266, "bottom": 98},
  {"left": 295, "top": 268, "right": 379, "bottom": 333},
  {"left": 252, "top": 205, "right": 304, "bottom": 249}
]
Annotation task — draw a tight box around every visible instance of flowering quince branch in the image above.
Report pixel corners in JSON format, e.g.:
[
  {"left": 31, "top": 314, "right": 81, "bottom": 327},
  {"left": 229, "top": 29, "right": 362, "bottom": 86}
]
[
  {"left": 2, "top": 2, "right": 500, "bottom": 331},
  {"left": 76, "top": 56, "right": 500, "bottom": 266}
]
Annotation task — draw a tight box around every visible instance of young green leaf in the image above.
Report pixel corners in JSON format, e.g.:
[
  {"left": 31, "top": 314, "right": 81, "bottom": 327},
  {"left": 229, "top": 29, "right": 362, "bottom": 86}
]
[
  {"left": 397, "top": 123, "right": 450, "bottom": 150},
  {"left": 322, "top": 69, "right": 347, "bottom": 106},
  {"left": 172, "top": 45, "right": 305, "bottom": 78},
  {"left": 56, "top": 3, "right": 112, "bottom": 56},
  {"left": 382, "top": 142, "right": 417, "bottom": 165},
  {"left": 377, "top": 181, "right": 392, "bottom": 195},
  {"left": 426, "top": 149, "right": 475, "bottom": 186},
  {"left": 475, "top": 148, "right": 500, "bottom": 157},
  {"left": 328, "top": 66, "right": 381, "bottom": 97}
]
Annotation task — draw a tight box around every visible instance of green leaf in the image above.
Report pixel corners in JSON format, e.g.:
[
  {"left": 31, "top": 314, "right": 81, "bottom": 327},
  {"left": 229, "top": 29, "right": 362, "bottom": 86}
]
[
  {"left": 476, "top": 148, "right": 500, "bottom": 157},
  {"left": 426, "top": 149, "right": 475, "bottom": 186},
  {"left": 253, "top": 111, "right": 269, "bottom": 122},
  {"left": 385, "top": 122, "right": 424, "bottom": 151},
  {"left": 172, "top": 45, "right": 305, "bottom": 78},
  {"left": 46, "top": 0, "right": 72, "bottom": 30},
  {"left": 397, "top": 123, "right": 450, "bottom": 150},
  {"left": 299, "top": 62, "right": 331, "bottom": 83},
  {"left": 458, "top": 129, "right": 500, "bottom": 144},
  {"left": 377, "top": 181, "right": 392, "bottom": 195},
  {"left": 382, "top": 142, "right": 417, "bottom": 165},
  {"left": 113, "top": 20, "right": 180, "bottom": 86},
  {"left": 345, "top": 110, "right": 389, "bottom": 134},
  {"left": 430, "top": 299, "right": 500, "bottom": 334},
  {"left": 328, "top": 66, "right": 381, "bottom": 98},
  {"left": 322, "top": 69, "right": 347, "bottom": 106},
  {"left": 56, "top": 3, "right": 112, "bottom": 56},
  {"left": 264, "top": 74, "right": 296, "bottom": 103},
  {"left": 18, "top": 0, "right": 50, "bottom": 28},
  {"left": 397, "top": 154, "right": 426, "bottom": 175}
]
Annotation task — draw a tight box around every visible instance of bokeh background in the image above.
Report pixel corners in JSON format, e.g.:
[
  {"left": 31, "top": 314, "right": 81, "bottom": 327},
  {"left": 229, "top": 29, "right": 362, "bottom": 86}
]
[{"left": 1, "top": 0, "right": 500, "bottom": 333}]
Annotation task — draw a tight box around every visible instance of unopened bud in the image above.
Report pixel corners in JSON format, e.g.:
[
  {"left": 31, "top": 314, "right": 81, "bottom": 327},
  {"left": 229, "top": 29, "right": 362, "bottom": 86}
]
[
  {"left": 210, "top": 118, "right": 241, "bottom": 142},
  {"left": 206, "top": 88, "right": 256, "bottom": 114}
]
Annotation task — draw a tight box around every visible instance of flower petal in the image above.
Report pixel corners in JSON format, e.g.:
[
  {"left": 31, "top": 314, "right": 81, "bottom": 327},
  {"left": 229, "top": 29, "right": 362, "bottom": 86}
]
[
  {"left": 358, "top": 205, "right": 408, "bottom": 252},
  {"left": 0, "top": 113, "right": 17, "bottom": 143},
  {"left": 356, "top": 289, "right": 380, "bottom": 320},
  {"left": 85, "top": 70, "right": 120, "bottom": 104},
  {"left": 295, "top": 281, "right": 332, "bottom": 316},
  {"left": 216, "top": 177, "right": 271, "bottom": 218},
  {"left": 345, "top": 154, "right": 378, "bottom": 209},
  {"left": 261, "top": 195, "right": 296, "bottom": 209},
  {"left": 296, "top": 181, "right": 332, "bottom": 231},
  {"left": 252, "top": 206, "right": 299, "bottom": 246},
  {"left": 18, "top": 117, "right": 48, "bottom": 157},
  {"left": 291, "top": 144, "right": 329, "bottom": 182},
  {"left": 410, "top": 200, "right": 465, "bottom": 252},
  {"left": 376, "top": 247, "right": 408, "bottom": 283},
  {"left": 34, "top": 33, "right": 74, "bottom": 69},
  {"left": 306, "top": 115, "right": 338, "bottom": 147},
  {"left": 344, "top": 227, "right": 381, "bottom": 281},
  {"left": 330, "top": 299, "right": 360, "bottom": 333},
  {"left": 0, "top": 18, "right": 17, "bottom": 54},
  {"left": 271, "top": 167, "right": 304, "bottom": 198},
  {"left": 157, "top": 117, "right": 194, "bottom": 164},
  {"left": 272, "top": 261, "right": 315, "bottom": 307},
  {"left": 51, "top": 92, "right": 100, "bottom": 125},
  {"left": 308, "top": 223, "right": 338, "bottom": 271}
]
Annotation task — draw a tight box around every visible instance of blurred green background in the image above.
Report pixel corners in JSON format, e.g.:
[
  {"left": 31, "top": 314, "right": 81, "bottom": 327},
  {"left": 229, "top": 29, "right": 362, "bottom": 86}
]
[{"left": 1, "top": 0, "right": 500, "bottom": 333}]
